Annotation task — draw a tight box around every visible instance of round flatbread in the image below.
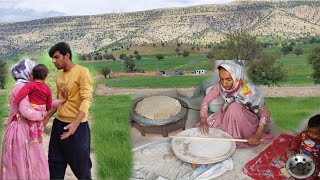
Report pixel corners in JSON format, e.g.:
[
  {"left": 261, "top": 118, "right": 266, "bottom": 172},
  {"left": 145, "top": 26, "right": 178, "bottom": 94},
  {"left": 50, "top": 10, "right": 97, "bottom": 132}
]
[
  {"left": 135, "top": 96, "right": 181, "bottom": 120},
  {"left": 188, "top": 141, "right": 232, "bottom": 158}
]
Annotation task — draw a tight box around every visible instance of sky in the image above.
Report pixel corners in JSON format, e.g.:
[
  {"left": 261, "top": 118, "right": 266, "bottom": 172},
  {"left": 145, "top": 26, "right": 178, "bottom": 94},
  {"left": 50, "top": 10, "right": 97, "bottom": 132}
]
[{"left": 0, "top": 0, "right": 234, "bottom": 22}]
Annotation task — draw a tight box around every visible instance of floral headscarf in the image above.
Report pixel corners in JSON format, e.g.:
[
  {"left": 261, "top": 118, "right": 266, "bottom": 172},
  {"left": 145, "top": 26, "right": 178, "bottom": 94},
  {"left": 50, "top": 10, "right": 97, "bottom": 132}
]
[
  {"left": 11, "top": 59, "right": 36, "bottom": 83},
  {"left": 218, "top": 61, "right": 264, "bottom": 113}
]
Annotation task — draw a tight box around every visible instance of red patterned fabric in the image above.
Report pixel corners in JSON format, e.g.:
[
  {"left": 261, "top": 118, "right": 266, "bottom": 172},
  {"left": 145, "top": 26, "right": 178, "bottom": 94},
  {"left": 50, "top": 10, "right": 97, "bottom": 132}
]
[
  {"left": 243, "top": 134, "right": 320, "bottom": 180},
  {"left": 243, "top": 134, "right": 294, "bottom": 180}
]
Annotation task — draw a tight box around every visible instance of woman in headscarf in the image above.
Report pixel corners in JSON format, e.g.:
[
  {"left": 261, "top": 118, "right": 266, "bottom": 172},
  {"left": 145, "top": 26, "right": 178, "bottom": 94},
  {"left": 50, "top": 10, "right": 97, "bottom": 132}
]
[
  {"left": 199, "top": 61, "right": 273, "bottom": 147},
  {"left": 0, "top": 59, "right": 50, "bottom": 179}
]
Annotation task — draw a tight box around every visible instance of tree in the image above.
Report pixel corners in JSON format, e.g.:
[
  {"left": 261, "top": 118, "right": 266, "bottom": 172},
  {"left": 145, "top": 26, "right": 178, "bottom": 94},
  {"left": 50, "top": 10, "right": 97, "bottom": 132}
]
[
  {"left": 155, "top": 54, "right": 164, "bottom": 60},
  {"left": 123, "top": 57, "right": 135, "bottom": 71},
  {"left": 191, "top": 46, "right": 195, "bottom": 51},
  {"left": 246, "top": 52, "right": 286, "bottom": 86},
  {"left": 175, "top": 48, "right": 180, "bottom": 53},
  {"left": 135, "top": 54, "right": 142, "bottom": 60},
  {"left": 217, "top": 31, "right": 263, "bottom": 61},
  {"left": 182, "top": 50, "right": 190, "bottom": 57},
  {"left": 101, "top": 67, "right": 111, "bottom": 78},
  {"left": 119, "top": 53, "right": 126, "bottom": 60},
  {"left": 293, "top": 47, "right": 303, "bottom": 56},
  {"left": 208, "top": 31, "right": 286, "bottom": 86},
  {"left": 0, "top": 60, "right": 7, "bottom": 89},
  {"left": 130, "top": 54, "right": 134, "bottom": 59},
  {"left": 281, "top": 44, "right": 293, "bottom": 56},
  {"left": 308, "top": 46, "right": 320, "bottom": 84}
]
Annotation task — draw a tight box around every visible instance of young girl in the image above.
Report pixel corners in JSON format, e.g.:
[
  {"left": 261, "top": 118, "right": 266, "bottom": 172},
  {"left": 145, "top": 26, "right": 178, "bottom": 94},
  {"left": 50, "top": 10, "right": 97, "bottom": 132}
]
[
  {"left": 13, "top": 64, "right": 65, "bottom": 143},
  {"left": 287, "top": 114, "right": 320, "bottom": 179}
]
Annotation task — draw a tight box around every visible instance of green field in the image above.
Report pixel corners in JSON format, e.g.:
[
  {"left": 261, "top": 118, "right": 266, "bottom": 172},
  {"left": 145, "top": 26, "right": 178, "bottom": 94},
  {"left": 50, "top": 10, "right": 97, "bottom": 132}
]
[
  {"left": 91, "top": 95, "right": 132, "bottom": 179},
  {"left": 265, "top": 97, "right": 320, "bottom": 130},
  {"left": 83, "top": 43, "right": 320, "bottom": 88}
]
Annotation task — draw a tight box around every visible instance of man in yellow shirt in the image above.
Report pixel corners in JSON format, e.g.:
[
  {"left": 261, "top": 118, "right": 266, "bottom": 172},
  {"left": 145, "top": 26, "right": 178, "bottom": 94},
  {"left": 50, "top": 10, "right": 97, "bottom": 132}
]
[{"left": 47, "top": 42, "right": 93, "bottom": 179}]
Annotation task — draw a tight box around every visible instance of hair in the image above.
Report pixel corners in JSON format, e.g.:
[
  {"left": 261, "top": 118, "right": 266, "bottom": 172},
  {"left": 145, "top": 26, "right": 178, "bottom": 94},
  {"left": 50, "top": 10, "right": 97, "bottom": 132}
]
[
  {"left": 48, "top": 42, "right": 72, "bottom": 61},
  {"left": 32, "top": 64, "right": 48, "bottom": 80},
  {"left": 308, "top": 114, "right": 320, "bottom": 129}
]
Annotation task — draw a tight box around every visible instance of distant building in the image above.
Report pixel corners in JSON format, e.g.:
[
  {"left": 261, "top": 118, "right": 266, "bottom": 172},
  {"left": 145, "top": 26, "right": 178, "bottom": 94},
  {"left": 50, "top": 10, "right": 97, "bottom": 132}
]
[{"left": 191, "top": 70, "right": 207, "bottom": 75}]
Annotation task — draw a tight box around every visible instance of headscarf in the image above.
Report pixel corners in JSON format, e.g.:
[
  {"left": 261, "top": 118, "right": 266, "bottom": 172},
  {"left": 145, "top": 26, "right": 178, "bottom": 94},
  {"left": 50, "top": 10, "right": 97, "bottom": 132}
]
[
  {"left": 218, "top": 61, "right": 264, "bottom": 113},
  {"left": 11, "top": 59, "right": 36, "bottom": 83}
]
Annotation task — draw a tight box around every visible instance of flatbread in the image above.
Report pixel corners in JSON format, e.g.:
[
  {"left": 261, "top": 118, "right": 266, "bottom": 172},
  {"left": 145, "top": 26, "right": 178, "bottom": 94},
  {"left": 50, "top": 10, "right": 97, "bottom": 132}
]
[
  {"left": 135, "top": 96, "right": 181, "bottom": 120},
  {"left": 188, "top": 141, "right": 232, "bottom": 158}
]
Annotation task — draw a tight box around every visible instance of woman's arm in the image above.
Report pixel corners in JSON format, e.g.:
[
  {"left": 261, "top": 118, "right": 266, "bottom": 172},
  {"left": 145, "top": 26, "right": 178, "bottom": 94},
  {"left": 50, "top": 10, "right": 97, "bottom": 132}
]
[
  {"left": 200, "top": 82, "right": 221, "bottom": 118},
  {"left": 18, "top": 96, "right": 45, "bottom": 121},
  {"left": 199, "top": 82, "right": 221, "bottom": 134},
  {"left": 248, "top": 105, "right": 271, "bottom": 145}
]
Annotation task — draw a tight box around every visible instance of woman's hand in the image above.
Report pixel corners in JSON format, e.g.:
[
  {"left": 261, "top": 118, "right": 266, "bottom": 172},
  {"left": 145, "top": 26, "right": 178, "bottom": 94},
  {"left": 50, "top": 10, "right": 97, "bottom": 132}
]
[
  {"left": 199, "top": 117, "right": 209, "bottom": 134},
  {"left": 60, "top": 85, "right": 68, "bottom": 103},
  {"left": 248, "top": 133, "right": 262, "bottom": 145}
]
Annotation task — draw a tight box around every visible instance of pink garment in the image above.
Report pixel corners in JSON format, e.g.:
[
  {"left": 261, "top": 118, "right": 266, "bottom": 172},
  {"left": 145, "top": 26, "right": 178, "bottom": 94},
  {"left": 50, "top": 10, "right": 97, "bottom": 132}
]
[
  {"left": 28, "top": 121, "right": 44, "bottom": 139},
  {"left": 200, "top": 83, "right": 273, "bottom": 148},
  {"left": 0, "top": 82, "right": 49, "bottom": 180}
]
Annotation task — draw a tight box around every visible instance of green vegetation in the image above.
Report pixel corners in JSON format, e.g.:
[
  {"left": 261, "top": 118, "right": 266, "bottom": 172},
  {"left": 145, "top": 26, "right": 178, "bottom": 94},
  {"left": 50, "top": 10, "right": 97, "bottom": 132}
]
[
  {"left": 0, "top": 93, "right": 8, "bottom": 144},
  {"left": 100, "top": 76, "right": 207, "bottom": 88},
  {"left": 266, "top": 97, "right": 320, "bottom": 131},
  {"left": 91, "top": 95, "right": 132, "bottom": 179}
]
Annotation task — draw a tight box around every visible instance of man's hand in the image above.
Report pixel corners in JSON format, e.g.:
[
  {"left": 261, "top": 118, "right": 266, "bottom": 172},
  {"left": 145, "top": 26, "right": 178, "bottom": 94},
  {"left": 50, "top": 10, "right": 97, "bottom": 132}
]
[
  {"left": 60, "top": 121, "right": 80, "bottom": 140},
  {"left": 199, "top": 117, "right": 209, "bottom": 135}
]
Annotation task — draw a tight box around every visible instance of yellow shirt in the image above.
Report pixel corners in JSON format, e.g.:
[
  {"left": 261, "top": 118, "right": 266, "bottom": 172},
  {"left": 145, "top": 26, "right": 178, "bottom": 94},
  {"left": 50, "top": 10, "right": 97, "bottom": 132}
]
[{"left": 56, "top": 64, "right": 93, "bottom": 122}]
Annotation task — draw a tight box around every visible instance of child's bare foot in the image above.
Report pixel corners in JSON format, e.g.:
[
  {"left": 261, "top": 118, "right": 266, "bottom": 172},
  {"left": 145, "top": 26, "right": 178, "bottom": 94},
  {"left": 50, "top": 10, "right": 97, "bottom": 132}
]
[
  {"left": 29, "top": 139, "right": 38, "bottom": 144},
  {"left": 38, "top": 135, "right": 43, "bottom": 143}
]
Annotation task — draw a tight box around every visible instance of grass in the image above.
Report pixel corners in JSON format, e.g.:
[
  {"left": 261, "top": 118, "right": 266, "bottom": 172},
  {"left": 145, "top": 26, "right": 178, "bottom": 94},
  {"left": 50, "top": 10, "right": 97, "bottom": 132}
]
[
  {"left": 91, "top": 95, "right": 132, "bottom": 179},
  {"left": 265, "top": 97, "right": 320, "bottom": 130},
  {"left": 0, "top": 93, "right": 8, "bottom": 144},
  {"left": 100, "top": 75, "right": 208, "bottom": 88},
  {"left": 84, "top": 54, "right": 209, "bottom": 73}
]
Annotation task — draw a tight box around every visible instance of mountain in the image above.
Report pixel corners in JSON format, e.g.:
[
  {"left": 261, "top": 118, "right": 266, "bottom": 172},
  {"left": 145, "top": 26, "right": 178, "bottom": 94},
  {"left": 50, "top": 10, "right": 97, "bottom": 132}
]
[{"left": 0, "top": 0, "right": 319, "bottom": 59}]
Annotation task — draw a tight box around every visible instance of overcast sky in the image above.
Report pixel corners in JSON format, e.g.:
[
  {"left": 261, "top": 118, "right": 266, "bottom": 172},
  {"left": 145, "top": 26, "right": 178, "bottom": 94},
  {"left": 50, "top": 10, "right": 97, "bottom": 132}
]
[{"left": 0, "top": 0, "right": 234, "bottom": 22}]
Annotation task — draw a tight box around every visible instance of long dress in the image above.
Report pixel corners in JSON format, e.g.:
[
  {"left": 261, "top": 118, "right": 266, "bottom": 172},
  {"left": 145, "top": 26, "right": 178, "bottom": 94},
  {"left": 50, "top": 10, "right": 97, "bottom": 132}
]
[
  {"left": 200, "top": 82, "right": 274, "bottom": 147},
  {"left": 0, "top": 82, "right": 49, "bottom": 180}
]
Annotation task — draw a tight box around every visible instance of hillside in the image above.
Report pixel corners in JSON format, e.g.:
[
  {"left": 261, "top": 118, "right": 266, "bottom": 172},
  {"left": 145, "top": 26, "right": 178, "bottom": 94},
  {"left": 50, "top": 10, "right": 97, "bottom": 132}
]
[{"left": 0, "top": 0, "right": 319, "bottom": 59}]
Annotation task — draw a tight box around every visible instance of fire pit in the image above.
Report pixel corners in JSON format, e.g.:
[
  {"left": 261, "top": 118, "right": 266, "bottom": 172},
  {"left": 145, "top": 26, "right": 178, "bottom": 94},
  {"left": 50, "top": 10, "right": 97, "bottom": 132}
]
[{"left": 130, "top": 96, "right": 189, "bottom": 137}]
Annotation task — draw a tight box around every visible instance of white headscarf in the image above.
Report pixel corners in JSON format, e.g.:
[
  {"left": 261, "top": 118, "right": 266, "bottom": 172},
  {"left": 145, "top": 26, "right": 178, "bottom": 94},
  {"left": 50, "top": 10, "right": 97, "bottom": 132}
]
[
  {"left": 11, "top": 59, "right": 36, "bottom": 83},
  {"left": 218, "top": 61, "right": 264, "bottom": 113}
]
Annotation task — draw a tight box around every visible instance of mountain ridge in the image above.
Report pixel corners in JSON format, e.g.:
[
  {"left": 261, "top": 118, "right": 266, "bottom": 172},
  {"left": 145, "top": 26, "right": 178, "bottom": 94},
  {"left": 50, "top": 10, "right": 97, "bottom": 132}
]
[{"left": 0, "top": 1, "right": 319, "bottom": 59}]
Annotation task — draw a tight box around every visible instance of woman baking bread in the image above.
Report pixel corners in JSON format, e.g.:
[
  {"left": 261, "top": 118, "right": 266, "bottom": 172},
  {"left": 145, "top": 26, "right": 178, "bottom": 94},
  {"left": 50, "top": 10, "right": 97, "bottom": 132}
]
[{"left": 199, "top": 61, "right": 273, "bottom": 147}]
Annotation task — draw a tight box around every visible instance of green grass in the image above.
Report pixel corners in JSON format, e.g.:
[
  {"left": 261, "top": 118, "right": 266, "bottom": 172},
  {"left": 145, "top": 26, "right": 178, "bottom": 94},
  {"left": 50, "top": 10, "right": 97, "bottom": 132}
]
[
  {"left": 91, "top": 95, "right": 132, "bottom": 179},
  {"left": 275, "top": 52, "right": 314, "bottom": 86},
  {"left": 266, "top": 97, "right": 320, "bottom": 131},
  {"left": 83, "top": 54, "right": 209, "bottom": 73},
  {"left": 0, "top": 93, "right": 8, "bottom": 144},
  {"left": 101, "top": 76, "right": 208, "bottom": 88}
]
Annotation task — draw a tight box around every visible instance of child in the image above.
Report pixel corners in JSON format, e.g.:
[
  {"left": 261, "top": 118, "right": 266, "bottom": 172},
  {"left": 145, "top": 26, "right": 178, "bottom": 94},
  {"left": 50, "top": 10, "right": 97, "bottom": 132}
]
[
  {"left": 14, "top": 64, "right": 57, "bottom": 143},
  {"left": 287, "top": 114, "right": 320, "bottom": 179}
]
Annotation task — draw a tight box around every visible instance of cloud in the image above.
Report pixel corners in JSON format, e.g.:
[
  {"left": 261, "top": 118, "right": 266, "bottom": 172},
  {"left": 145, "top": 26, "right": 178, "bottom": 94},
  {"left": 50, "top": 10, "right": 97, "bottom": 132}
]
[
  {"left": 0, "top": 8, "right": 65, "bottom": 22},
  {"left": 0, "top": 0, "right": 233, "bottom": 22}
]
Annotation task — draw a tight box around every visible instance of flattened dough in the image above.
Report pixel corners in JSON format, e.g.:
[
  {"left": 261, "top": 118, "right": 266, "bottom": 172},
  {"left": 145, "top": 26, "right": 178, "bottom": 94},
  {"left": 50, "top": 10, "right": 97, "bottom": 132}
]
[
  {"left": 188, "top": 141, "right": 232, "bottom": 158},
  {"left": 135, "top": 96, "right": 181, "bottom": 120}
]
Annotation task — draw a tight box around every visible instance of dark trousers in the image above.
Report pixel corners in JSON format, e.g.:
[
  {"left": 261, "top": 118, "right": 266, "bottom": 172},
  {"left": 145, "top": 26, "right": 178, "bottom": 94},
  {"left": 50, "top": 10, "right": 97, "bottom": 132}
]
[{"left": 48, "top": 118, "right": 92, "bottom": 180}]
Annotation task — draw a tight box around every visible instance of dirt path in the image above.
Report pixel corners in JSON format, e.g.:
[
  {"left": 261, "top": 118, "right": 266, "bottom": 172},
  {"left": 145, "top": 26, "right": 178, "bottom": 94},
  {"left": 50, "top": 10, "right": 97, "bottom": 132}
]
[{"left": 95, "top": 84, "right": 320, "bottom": 97}]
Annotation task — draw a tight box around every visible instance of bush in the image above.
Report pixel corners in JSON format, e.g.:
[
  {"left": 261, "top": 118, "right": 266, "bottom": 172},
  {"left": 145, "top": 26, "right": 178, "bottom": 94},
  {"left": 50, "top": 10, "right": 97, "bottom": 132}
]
[
  {"left": 308, "top": 46, "right": 320, "bottom": 84},
  {"left": 135, "top": 54, "right": 142, "bottom": 60},
  {"left": 182, "top": 51, "right": 190, "bottom": 57},
  {"left": 101, "top": 67, "right": 111, "bottom": 78},
  {"left": 119, "top": 54, "right": 126, "bottom": 60},
  {"left": 134, "top": 50, "right": 139, "bottom": 54},
  {"left": 155, "top": 54, "right": 164, "bottom": 60}
]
